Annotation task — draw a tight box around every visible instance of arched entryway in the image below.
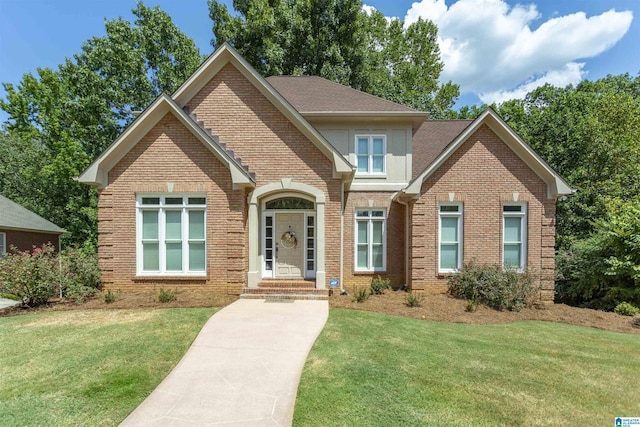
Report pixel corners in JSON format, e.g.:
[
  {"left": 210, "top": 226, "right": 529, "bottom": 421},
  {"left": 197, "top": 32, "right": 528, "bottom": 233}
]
[{"left": 247, "top": 179, "right": 326, "bottom": 289}]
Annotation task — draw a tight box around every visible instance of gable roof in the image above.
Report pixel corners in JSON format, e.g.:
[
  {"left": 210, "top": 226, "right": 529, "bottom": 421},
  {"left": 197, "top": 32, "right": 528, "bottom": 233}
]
[
  {"left": 266, "top": 76, "right": 428, "bottom": 128},
  {"left": 0, "top": 195, "right": 65, "bottom": 234},
  {"left": 400, "top": 109, "right": 574, "bottom": 200},
  {"left": 77, "top": 93, "right": 255, "bottom": 190},
  {"left": 266, "top": 76, "right": 415, "bottom": 113},
  {"left": 172, "top": 43, "right": 354, "bottom": 175},
  {"left": 412, "top": 120, "right": 473, "bottom": 180}
]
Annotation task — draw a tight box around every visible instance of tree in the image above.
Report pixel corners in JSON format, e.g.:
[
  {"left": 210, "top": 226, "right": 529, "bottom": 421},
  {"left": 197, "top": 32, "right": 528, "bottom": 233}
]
[
  {"left": 0, "top": 3, "right": 202, "bottom": 246},
  {"left": 208, "top": 0, "right": 459, "bottom": 117}
]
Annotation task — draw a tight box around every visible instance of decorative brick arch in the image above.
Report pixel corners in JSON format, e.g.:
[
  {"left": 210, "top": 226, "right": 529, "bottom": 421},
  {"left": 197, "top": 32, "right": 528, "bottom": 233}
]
[{"left": 247, "top": 179, "right": 326, "bottom": 289}]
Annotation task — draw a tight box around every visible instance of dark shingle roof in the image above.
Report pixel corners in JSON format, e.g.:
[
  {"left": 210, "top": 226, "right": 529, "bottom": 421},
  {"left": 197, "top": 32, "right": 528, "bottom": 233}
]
[
  {"left": 266, "top": 75, "right": 418, "bottom": 113},
  {"left": 0, "top": 195, "right": 65, "bottom": 234},
  {"left": 412, "top": 120, "right": 474, "bottom": 179}
]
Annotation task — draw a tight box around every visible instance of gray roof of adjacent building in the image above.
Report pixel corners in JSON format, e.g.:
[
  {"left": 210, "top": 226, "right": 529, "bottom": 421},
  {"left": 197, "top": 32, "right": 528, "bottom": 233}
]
[{"left": 0, "top": 195, "right": 65, "bottom": 234}]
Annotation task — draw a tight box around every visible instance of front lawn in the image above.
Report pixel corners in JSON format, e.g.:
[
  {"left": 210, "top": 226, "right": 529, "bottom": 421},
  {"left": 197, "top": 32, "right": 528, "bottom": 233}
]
[
  {"left": 0, "top": 308, "right": 216, "bottom": 426},
  {"left": 294, "top": 309, "right": 640, "bottom": 426}
]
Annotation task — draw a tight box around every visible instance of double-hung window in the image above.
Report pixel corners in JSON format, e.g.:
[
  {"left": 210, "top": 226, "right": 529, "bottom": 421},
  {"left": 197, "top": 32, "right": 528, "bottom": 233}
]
[
  {"left": 439, "top": 203, "right": 463, "bottom": 272},
  {"left": 355, "top": 210, "right": 386, "bottom": 271},
  {"left": 137, "top": 195, "right": 206, "bottom": 275},
  {"left": 0, "top": 232, "right": 5, "bottom": 258},
  {"left": 503, "top": 204, "right": 527, "bottom": 270},
  {"left": 356, "top": 135, "right": 385, "bottom": 175}
]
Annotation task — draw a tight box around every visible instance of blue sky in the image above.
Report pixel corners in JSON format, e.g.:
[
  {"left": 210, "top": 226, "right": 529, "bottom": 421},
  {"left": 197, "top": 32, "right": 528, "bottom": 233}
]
[{"left": 0, "top": 0, "right": 638, "bottom": 116}]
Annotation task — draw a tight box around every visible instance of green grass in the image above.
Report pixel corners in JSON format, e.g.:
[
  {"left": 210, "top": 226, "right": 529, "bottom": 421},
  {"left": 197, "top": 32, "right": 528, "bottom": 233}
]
[
  {"left": 0, "top": 308, "right": 217, "bottom": 426},
  {"left": 294, "top": 309, "right": 640, "bottom": 426}
]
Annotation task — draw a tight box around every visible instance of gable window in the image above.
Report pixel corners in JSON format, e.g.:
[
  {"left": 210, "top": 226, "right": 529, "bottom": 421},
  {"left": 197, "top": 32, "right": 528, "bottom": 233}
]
[
  {"left": 356, "top": 135, "right": 386, "bottom": 175},
  {"left": 0, "top": 232, "right": 5, "bottom": 258},
  {"left": 503, "top": 204, "right": 527, "bottom": 270},
  {"left": 439, "top": 203, "right": 463, "bottom": 272},
  {"left": 355, "top": 210, "right": 386, "bottom": 271},
  {"left": 137, "top": 195, "right": 206, "bottom": 275}
]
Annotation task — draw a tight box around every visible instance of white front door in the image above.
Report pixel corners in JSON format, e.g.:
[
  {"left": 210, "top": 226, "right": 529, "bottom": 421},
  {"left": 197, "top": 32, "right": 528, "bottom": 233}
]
[{"left": 275, "top": 213, "right": 304, "bottom": 277}]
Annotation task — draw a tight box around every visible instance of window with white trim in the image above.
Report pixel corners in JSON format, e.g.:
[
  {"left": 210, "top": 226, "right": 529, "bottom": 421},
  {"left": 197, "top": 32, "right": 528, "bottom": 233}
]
[
  {"left": 439, "top": 203, "right": 463, "bottom": 272},
  {"left": 355, "top": 210, "right": 386, "bottom": 271},
  {"left": 503, "top": 204, "right": 527, "bottom": 270},
  {"left": 0, "top": 232, "right": 5, "bottom": 258},
  {"left": 137, "top": 195, "right": 206, "bottom": 275},
  {"left": 356, "top": 135, "right": 386, "bottom": 175}
]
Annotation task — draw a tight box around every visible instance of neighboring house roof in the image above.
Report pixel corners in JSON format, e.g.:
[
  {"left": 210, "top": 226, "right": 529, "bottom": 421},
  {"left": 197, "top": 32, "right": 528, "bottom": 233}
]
[
  {"left": 401, "top": 109, "right": 574, "bottom": 200},
  {"left": 266, "top": 76, "right": 428, "bottom": 128},
  {"left": 412, "top": 120, "right": 473, "bottom": 180},
  {"left": 77, "top": 93, "right": 256, "bottom": 190},
  {"left": 172, "top": 43, "right": 354, "bottom": 176},
  {"left": 0, "top": 195, "right": 65, "bottom": 234}
]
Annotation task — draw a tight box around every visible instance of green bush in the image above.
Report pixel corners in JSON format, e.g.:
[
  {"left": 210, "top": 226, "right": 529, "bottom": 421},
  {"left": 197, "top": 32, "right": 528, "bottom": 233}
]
[
  {"left": 104, "top": 290, "right": 117, "bottom": 304},
  {"left": 0, "top": 244, "right": 60, "bottom": 307},
  {"left": 406, "top": 292, "right": 424, "bottom": 307},
  {"left": 61, "top": 245, "right": 101, "bottom": 303},
  {"left": 370, "top": 275, "right": 391, "bottom": 295},
  {"left": 158, "top": 288, "right": 177, "bottom": 303},
  {"left": 614, "top": 302, "right": 639, "bottom": 316},
  {"left": 353, "top": 287, "right": 369, "bottom": 303},
  {"left": 448, "top": 262, "right": 538, "bottom": 312}
]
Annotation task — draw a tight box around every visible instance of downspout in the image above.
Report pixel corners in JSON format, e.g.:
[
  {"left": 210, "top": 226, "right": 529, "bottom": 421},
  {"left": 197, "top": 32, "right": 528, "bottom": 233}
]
[{"left": 339, "top": 180, "right": 345, "bottom": 294}]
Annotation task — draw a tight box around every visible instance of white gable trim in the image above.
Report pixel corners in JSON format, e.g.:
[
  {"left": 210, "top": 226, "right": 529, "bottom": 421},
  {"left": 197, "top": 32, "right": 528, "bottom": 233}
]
[
  {"left": 401, "top": 109, "right": 574, "bottom": 200},
  {"left": 77, "top": 94, "right": 255, "bottom": 190},
  {"left": 172, "top": 43, "right": 355, "bottom": 177}
]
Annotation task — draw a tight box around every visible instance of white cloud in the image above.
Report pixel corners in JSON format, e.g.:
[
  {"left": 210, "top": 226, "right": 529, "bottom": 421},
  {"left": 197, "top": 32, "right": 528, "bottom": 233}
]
[{"left": 404, "top": 0, "right": 633, "bottom": 104}]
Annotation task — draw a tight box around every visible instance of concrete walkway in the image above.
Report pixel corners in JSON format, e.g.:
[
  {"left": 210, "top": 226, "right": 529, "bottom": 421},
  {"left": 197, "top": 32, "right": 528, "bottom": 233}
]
[
  {"left": 0, "top": 297, "right": 21, "bottom": 309},
  {"left": 120, "top": 299, "right": 329, "bottom": 426}
]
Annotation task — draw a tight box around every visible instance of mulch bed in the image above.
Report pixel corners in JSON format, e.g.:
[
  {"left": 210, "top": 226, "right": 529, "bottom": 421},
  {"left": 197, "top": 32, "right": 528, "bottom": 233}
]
[{"left": 2, "top": 289, "right": 639, "bottom": 334}]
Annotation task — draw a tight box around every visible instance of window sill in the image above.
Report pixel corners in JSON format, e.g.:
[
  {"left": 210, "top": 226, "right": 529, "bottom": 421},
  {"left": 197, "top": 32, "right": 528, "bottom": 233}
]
[
  {"left": 354, "top": 269, "right": 387, "bottom": 275},
  {"left": 354, "top": 174, "right": 387, "bottom": 179},
  {"left": 134, "top": 274, "right": 207, "bottom": 281}
]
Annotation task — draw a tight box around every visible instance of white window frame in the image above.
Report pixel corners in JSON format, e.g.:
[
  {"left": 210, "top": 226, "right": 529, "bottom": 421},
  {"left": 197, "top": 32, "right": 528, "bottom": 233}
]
[
  {"left": 136, "top": 194, "right": 207, "bottom": 276},
  {"left": 0, "top": 232, "right": 6, "bottom": 258},
  {"left": 354, "top": 209, "right": 386, "bottom": 272},
  {"left": 355, "top": 135, "right": 386, "bottom": 176},
  {"left": 438, "top": 203, "right": 463, "bottom": 273},
  {"left": 502, "top": 203, "right": 527, "bottom": 271}
]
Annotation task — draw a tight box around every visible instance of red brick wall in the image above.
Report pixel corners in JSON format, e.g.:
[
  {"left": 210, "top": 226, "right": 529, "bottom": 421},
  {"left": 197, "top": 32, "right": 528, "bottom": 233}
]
[
  {"left": 100, "top": 112, "right": 248, "bottom": 294},
  {"left": 410, "top": 124, "right": 556, "bottom": 301},
  {"left": 186, "top": 64, "right": 344, "bottom": 284},
  {"left": 1, "top": 230, "right": 60, "bottom": 253},
  {"left": 343, "top": 192, "right": 405, "bottom": 290}
]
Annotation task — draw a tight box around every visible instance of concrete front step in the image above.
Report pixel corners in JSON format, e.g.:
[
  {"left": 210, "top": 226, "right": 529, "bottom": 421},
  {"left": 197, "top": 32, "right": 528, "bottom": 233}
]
[
  {"left": 241, "top": 293, "right": 329, "bottom": 301},
  {"left": 241, "top": 285, "right": 329, "bottom": 301}
]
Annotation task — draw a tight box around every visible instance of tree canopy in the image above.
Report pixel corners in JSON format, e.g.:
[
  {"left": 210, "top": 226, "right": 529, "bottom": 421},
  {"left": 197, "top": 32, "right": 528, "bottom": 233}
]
[{"left": 208, "top": 0, "right": 459, "bottom": 117}]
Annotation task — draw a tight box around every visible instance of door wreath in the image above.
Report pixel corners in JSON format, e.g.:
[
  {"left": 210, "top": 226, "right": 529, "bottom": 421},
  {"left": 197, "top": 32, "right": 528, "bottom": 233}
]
[{"left": 280, "top": 230, "right": 298, "bottom": 249}]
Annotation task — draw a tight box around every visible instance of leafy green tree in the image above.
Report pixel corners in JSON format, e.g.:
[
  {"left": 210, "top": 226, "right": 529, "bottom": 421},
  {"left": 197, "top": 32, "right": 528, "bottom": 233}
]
[
  {"left": 556, "top": 197, "right": 640, "bottom": 309},
  {"left": 209, "top": 0, "right": 459, "bottom": 117},
  {"left": 0, "top": 3, "right": 202, "bottom": 246}
]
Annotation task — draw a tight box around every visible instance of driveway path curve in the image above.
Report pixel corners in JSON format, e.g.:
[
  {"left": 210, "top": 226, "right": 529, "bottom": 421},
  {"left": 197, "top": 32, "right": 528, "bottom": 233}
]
[{"left": 120, "top": 299, "right": 328, "bottom": 426}]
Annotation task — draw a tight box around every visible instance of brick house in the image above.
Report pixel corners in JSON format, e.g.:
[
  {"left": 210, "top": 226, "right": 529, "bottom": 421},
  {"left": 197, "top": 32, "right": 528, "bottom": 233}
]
[
  {"left": 78, "top": 43, "right": 572, "bottom": 301},
  {"left": 0, "top": 194, "right": 65, "bottom": 256}
]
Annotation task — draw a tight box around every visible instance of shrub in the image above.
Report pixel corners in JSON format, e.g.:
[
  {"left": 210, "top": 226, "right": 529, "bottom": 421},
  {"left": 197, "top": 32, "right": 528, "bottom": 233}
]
[
  {"left": 353, "top": 287, "right": 369, "bottom": 303},
  {"left": 370, "top": 275, "right": 391, "bottom": 295},
  {"left": 406, "top": 292, "right": 424, "bottom": 307},
  {"left": 448, "top": 262, "right": 538, "bottom": 312},
  {"left": 104, "top": 290, "right": 117, "bottom": 304},
  {"left": 0, "top": 244, "right": 60, "bottom": 307},
  {"left": 158, "top": 288, "right": 177, "bottom": 303},
  {"left": 61, "top": 245, "right": 101, "bottom": 303},
  {"left": 465, "top": 300, "right": 478, "bottom": 312},
  {"left": 614, "top": 302, "right": 640, "bottom": 317}
]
